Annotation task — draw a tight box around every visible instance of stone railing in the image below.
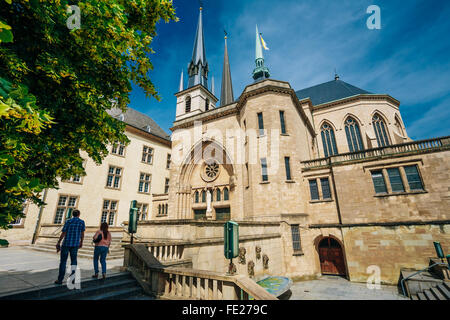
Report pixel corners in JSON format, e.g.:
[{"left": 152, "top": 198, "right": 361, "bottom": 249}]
[
  {"left": 302, "top": 136, "right": 450, "bottom": 170},
  {"left": 123, "top": 244, "right": 277, "bottom": 300},
  {"left": 147, "top": 243, "right": 184, "bottom": 262}
]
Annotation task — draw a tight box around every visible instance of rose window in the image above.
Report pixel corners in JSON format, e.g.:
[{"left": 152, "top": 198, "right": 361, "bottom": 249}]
[{"left": 205, "top": 162, "right": 219, "bottom": 178}]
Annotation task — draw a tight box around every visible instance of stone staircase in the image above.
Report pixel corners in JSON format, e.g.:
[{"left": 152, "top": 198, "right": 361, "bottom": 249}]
[
  {"left": 0, "top": 272, "right": 153, "bottom": 300},
  {"left": 27, "top": 232, "right": 125, "bottom": 260},
  {"left": 401, "top": 269, "right": 450, "bottom": 301}
]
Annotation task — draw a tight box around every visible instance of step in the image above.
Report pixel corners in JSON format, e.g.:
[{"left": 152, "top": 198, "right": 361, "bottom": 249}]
[
  {"left": 34, "top": 242, "right": 124, "bottom": 250},
  {"left": 46, "top": 278, "right": 139, "bottom": 300},
  {"left": 411, "top": 295, "right": 419, "bottom": 300},
  {"left": 0, "top": 272, "right": 132, "bottom": 300},
  {"left": 423, "top": 289, "right": 436, "bottom": 300},
  {"left": 430, "top": 287, "right": 446, "bottom": 300},
  {"left": 417, "top": 292, "right": 427, "bottom": 300},
  {"left": 436, "top": 284, "right": 450, "bottom": 299},
  {"left": 89, "top": 286, "right": 144, "bottom": 300},
  {"left": 26, "top": 246, "right": 124, "bottom": 260}
]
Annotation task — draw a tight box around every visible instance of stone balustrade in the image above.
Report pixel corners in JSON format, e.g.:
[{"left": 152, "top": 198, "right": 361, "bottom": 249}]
[
  {"left": 147, "top": 243, "right": 184, "bottom": 262},
  {"left": 302, "top": 136, "right": 450, "bottom": 170},
  {"left": 123, "top": 244, "right": 277, "bottom": 300}
]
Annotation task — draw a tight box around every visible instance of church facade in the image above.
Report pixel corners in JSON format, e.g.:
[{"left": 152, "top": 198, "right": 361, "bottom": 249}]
[{"left": 139, "top": 7, "right": 450, "bottom": 284}]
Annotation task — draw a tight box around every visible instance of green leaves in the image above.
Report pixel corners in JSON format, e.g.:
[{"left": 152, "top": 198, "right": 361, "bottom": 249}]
[{"left": 0, "top": 19, "right": 13, "bottom": 43}]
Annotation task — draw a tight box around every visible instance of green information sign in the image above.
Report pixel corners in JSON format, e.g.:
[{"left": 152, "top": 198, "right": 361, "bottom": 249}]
[
  {"left": 224, "top": 221, "right": 239, "bottom": 259},
  {"left": 128, "top": 200, "right": 138, "bottom": 234}
]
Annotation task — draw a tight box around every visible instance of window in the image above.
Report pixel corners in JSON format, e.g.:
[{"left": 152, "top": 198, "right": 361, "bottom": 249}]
[
  {"left": 223, "top": 187, "right": 229, "bottom": 201},
  {"left": 10, "top": 201, "right": 27, "bottom": 226},
  {"left": 185, "top": 96, "right": 191, "bottom": 113},
  {"left": 245, "top": 162, "right": 249, "bottom": 187},
  {"left": 344, "top": 117, "right": 364, "bottom": 152},
  {"left": 194, "top": 191, "right": 199, "bottom": 203},
  {"left": 371, "top": 170, "right": 387, "bottom": 194},
  {"left": 284, "top": 157, "right": 292, "bottom": 180},
  {"left": 106, "top": 166, "right": 123, "bottom": 189},
  {"left": 165, "top": 204, "right": 168, "bottom": 215},
  {"left": 372, "top": 114, "right": 390, "bottom": 147},
  {"left": 216, "top": 189, "right": 221, "bottom": 201},
  {"left": 201, "top": 190, "right": 206, "bottom": 203},
  {"left": 395, "top": 116, "right": 404, "bottom": 136},
  {"left": 136, "top": 203, "right": 148, "bottom": 221},
  {"left": 101, "top": 200, "right": 117, "bottom": 225},
  {"left": 164, "top": 178, "right": 170, "bottom": 194},
  {"left": 261, "top": 158, "right": 268, "bottom": 182},
  {"left": 320, "top": 123, "right": 338, "bottom": 157},
  {"left": 291, "top": 225, "right": 302, "bottom": 252},
  {"left": 279, "top": 111, "right": 286, "bottom": 134},
  {"left": 66, "top": 174, "right": 81, "bottom": 184},
  {"left": 111, "top": 141, "right": 125, "bottom": 156},
  {"left": 387, "top": 168, "right": 405, "bottom": 192},
  {"left": 142, "top": 146, "right": 154, "bottom": 164},
  {"left": 404, "top": 165, "right": 424, "bottom": 191},
  {"left": 54, "top": 195, "right": 78, "bottom": 224},
  {"left": 257, "top": 112, "right": 264, "bottom": 136},
  {"left": 205, "top": 98, "right": 209, "bottom": 111},
  {"left": 320, "top": 177, "right": 331, "bottom": 199},
  {"left": 309, "top": 180, "right": 319, "bottom": 201},
  {"left": 138, "top": 173, "right": 151, "bottom": 193},
  {"left": 166, "top": 154, "right": 171, "bottom": 169}
]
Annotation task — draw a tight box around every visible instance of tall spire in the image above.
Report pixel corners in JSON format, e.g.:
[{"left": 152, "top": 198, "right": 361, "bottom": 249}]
[
  {"left": 187, "top": 6, "right": 209, "bottom": 89},
  {"left": 252, "top": 25, "right": 270, "bottom": 82},
  {"left": 179, "top": 70, "right": 184, "bottom": 92},
  {"left": 220, "top": 33, "right": 234, "bottom": 106}
]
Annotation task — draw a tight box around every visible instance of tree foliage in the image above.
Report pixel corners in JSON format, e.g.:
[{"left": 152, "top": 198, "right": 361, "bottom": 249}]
[{"left": 0, "top": 0, "right": 177, "bottom": 229}]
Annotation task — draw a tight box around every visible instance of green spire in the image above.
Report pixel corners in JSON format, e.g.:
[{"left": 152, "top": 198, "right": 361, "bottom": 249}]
[{"left": 252, "top": 25, "right": 270, "bottom": 82}]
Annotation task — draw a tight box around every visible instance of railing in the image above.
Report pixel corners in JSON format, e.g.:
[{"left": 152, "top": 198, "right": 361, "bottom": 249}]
[
  {"left": 123, "top": 244, "right": 277, "bottom": 300},
  {"left": 400, "top": 261, "right": 449, "bottom": 297},
  {"left": 147, "top": 244, "right": 184, "bottom": 262},
  {"left": 302, "top": 136, "right": 450, "bottom": 169}
]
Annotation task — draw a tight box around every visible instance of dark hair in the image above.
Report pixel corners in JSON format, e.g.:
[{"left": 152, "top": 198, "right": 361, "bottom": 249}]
[
  {"left": 100, "top": 222, "right": 109, "bottom": 240},
  {"left": 72, "top": 209, "right": 80, "bottom": 217}
]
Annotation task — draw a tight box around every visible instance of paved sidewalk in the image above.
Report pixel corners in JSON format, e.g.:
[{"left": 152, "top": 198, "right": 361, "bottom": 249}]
[
  {"left": 0, "top": 247, "right": 123, "bottom": 296},
  {"left": 290, "top": 275, "right": 408, "bottom": 300}
]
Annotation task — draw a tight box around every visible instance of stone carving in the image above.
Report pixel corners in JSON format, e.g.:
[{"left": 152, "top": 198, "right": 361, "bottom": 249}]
[
  {"left": 255, "top": 246, "right": 261, "bottom": 260},
  {"left": 262, "top": 254, "right": 269, "bottom": 269},
  {"left": 228, "top": 262, "right": 237, "bottom": 275},
  {"left": 238, "top": 247, "right": 246, "bottom": 264},
  {"left": 206, "top": 189, "right": 212, "bottom": 214},
  {"left": 247, "top": 261, "right": 255, "bottom": 277}
]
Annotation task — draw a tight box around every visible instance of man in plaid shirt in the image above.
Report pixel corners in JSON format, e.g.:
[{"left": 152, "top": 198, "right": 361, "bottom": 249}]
[{"left": 55, "top": 209, "right": 85, "bottom": 284}]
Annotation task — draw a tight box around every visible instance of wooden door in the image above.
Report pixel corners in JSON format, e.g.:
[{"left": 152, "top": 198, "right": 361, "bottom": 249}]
[{"left": 319, "top": 238, "right": 346, "bottom": 276}]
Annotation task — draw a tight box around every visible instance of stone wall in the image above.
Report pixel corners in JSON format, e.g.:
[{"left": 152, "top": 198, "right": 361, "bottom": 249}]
[{"left": 342, "top": 224, "right": 450, "bottom": 284}]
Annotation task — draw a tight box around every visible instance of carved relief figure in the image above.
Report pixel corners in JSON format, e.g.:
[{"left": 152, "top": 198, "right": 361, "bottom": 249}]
[
  {"left": 247, "top": 261, "right": 255, "bottom": 277},
  {"left": 262, "top": 254, "right": 269, "bottom": 269},
  {"left": 255, "top": 246, "right": 261, "bottom": 260},
  {"left": 238, "top": 247, "right": 246, "bottom": 264}
]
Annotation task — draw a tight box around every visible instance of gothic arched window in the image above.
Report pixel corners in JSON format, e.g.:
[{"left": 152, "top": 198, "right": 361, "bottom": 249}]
[
  {"left": 216, "top": 189, "right": 221, "bottom": 201},
  {"left": 201, "top": 190, "right": 206, "bottom": 203},
  {"left": 158, "top": 204, "right": 161, "bottom": 215},
  {"left": 223, "top": 187, "right": 229, "bottom": 201},
  {"left": 194, "top": 191, "right": 199, "bottom": 203},
  {"left": 165, "top": 204, "right": 168, "bottom": 215},
  {"left": 185, "top": 96, "right": 191, "bottom": 113},
  {"left": 344, "top": 117, "right": 364, "bottom": 152},
  {"left": 372, "top": 113, "right": 390, "bottom": 147},
  {"left": 320, "top": 122, "right": 338, "bottom": 157},
  {"left": 395, "top": 116, "right": 404, "bottom": 136}
]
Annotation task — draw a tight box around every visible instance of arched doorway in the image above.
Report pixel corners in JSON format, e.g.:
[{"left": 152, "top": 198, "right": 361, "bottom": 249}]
[{"left": 318, "top": 237, "right": 346, "bottom": 276}]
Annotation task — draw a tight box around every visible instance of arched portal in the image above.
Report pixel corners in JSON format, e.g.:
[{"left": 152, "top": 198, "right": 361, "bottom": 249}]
[{"left": 318, "top": 237, "right": 346, "bottom": 276}]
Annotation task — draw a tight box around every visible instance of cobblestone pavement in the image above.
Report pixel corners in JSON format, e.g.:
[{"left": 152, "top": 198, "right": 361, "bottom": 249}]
[
  {"left": 290, "top": 275, "right": 409, "bottom": 300},
  {"left": 0, "top": 247, "right": 123, "bottom": 296}
]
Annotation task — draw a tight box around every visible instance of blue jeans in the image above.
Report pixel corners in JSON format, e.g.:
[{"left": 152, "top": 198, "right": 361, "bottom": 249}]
[
  {"left": 93, "top": 246, "right": 109, "bottom": 275},
  {"left": 58, "top": 246, "right": 78, "bottom": 282}
]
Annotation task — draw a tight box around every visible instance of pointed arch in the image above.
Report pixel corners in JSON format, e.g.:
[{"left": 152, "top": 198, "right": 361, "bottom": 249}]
[
  {"left": 344, "top": 116, "right": 364, "bottom": 152},
  {"left": 185, "top": 95, "right": 191, "bottom": 113},
  {"left": 394, "top": 114, "right": 405, "bottom": 136},
  {"left": 372, "top": 112, "right": 390, "bottom": 147},
  {"left": 320, "top": 121, "right": 338, "bottom": 157}
]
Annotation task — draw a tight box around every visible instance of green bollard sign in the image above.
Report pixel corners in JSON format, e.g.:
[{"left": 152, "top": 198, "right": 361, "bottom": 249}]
[
  {"left": 66, "top": 208, "right": 73, "bottom": 220},
  {"left": 128, "top": 200, "right": 138, "bottom": 235},
  {"left": 224, "top": 221, "right": 239, "bottom": 259},
  {"left": 433, "top": 241, "right": 445, "bottom": 259}
]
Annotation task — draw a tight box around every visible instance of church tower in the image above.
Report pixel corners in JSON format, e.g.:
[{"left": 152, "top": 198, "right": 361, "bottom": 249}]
[
  {"left": 175, "top": 6, "right": 218, "bottom": 121},
  {"left": 220, "top": 33, "right": 234, "bottom": 106},
  {"left": 252, "top": 25, "right": 270, "bottom": 82}
]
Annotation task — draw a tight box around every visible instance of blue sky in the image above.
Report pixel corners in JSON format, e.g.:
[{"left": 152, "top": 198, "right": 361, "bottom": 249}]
[{"left": 128, "top": 0, "right": 450, "bottom": 140}]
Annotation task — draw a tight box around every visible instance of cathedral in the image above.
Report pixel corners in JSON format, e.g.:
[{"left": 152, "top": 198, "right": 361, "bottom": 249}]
[
  {"left": 2, "top": 6, "right": 449, "bottom": 286},
  {"left": 148, "top": 7, "right": 450, "bottom": 284}
]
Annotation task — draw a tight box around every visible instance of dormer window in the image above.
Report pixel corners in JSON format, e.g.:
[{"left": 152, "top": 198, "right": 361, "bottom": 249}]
[{"left": 185, "top": 96, "right": 191, "bottom": 113}]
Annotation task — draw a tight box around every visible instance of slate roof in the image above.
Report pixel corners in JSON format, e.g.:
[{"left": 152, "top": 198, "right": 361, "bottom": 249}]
[
  {"left": 295, "top": 79, "right": 371, "bottom": 106},
  {"left": 107, "top": 107, "right": 171, "bottom": 141}
]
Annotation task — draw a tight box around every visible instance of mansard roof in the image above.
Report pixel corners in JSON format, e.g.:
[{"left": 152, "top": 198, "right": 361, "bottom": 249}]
[
  {"left": 107, "top": 107, "right": 171, "bottom": 141},
  {"left": 295, "top": 79, "right": 371, "bottom": 106}
]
